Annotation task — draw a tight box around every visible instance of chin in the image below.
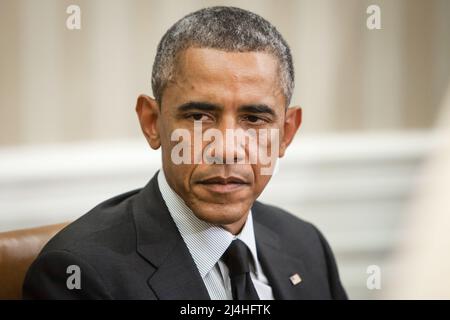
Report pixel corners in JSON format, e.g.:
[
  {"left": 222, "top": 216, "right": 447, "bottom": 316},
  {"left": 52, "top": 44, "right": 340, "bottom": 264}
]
[{"left": 190, "top": 201, "right": 251, "bottom": 226}]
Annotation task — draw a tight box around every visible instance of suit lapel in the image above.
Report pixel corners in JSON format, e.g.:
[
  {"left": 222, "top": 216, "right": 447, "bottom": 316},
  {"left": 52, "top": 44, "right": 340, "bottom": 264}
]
[
  {"left": 132, "top": 172, "right": 210, "bottom": 300},
  {"left": 253, "top": 204, "right": 310, "bottom": 300}
]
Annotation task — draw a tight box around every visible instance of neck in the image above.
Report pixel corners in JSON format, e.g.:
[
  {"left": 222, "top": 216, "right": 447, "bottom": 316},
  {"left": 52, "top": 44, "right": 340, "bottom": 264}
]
[{"left": 221, "top": 212, "right": 249, "bottom": 235}]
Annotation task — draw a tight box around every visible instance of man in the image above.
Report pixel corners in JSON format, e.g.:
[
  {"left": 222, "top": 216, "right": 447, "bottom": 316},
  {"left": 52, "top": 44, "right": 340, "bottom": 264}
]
[{"left": 23, "top": 6, "right": 347, "bottom": 300}]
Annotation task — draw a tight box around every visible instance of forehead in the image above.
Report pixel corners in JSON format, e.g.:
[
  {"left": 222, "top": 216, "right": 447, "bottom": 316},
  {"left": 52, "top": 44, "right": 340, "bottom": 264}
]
[{"left": 164, "top": 47, "right": 285, "bottom": 108}]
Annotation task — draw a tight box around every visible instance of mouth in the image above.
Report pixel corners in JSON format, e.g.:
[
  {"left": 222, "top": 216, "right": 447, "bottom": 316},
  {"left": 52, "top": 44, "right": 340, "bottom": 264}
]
[{"left": 196, "top": 176, "right": 250, "bottom": 194}]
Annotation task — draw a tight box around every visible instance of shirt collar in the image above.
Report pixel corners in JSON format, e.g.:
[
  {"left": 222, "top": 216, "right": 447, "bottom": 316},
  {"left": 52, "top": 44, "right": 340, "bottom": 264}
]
[{"left": 157, "top": 169, "right": 260, "bottom": 278}]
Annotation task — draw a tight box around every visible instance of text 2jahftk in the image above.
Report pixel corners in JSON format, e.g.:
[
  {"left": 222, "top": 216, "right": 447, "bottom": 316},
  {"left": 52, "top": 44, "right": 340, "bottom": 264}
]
[{"left": 180, "top": 304, "right": 271, "bottom": 317}]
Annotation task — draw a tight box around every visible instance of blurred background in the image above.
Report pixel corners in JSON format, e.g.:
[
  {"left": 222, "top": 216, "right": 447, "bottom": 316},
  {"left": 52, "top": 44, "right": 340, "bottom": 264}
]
[{"left": 1, "top": 0, "right": 449, "bottom": 299}]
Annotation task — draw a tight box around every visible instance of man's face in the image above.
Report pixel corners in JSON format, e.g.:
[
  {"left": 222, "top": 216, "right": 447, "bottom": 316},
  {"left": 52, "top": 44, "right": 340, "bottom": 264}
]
[{"left": 137, "top": 47, "right": 301, "bottom": 233}]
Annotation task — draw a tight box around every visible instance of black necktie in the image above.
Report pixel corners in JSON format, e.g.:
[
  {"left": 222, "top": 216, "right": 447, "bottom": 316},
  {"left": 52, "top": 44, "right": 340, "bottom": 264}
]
[{"left": 221, "top": 239, "right": 260, "bottom": 300}]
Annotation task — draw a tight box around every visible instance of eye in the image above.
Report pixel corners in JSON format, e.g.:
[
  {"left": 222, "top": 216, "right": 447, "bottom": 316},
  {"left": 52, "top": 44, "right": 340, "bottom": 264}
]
[
  {"left": 242, "top": 115, "right": 266, "bottom": 125},
  {"left": 246, "top": 115, "right": 260, "bottom": 123},
  {"left": 187, "top": 113, "right": 212, "bottom": 122}
]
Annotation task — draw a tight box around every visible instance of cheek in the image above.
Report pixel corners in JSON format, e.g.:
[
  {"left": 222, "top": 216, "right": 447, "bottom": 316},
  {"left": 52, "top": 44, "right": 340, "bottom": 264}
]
[
  {"left": 251, "top": 164, "right": 271, "bottom": 191},
  {"left": 164, "top": 162, "right": 196, "bottom": 196}
]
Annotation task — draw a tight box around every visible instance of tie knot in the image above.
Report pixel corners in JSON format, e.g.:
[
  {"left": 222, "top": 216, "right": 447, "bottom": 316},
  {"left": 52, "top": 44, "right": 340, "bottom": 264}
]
[{"left": 222, "top": 239, "right": 253, "bottom": 276}]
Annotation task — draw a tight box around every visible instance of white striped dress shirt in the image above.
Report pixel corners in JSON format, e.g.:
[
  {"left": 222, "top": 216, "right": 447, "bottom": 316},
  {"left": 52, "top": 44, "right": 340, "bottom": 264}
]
[{"left": 157, "top": 170, "right": 274, "bottom": 300}]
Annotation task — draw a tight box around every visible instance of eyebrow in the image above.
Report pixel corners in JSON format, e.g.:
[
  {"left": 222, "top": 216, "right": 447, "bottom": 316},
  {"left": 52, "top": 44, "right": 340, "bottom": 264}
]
[
  {"left": 177, "top": 102, "right": 222, "bottom": 112},
  {"left": 239, "top": 104, "right": 276, "bottom": 117}
]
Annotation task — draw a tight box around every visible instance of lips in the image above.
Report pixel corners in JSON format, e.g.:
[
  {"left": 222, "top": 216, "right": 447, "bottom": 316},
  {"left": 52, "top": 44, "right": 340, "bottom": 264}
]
[
  {"left": 198, "top": 176, "right": 248, "bottom": 185},
  {"left": 196, "top": 176, "right": 249, "bottom": 193}
]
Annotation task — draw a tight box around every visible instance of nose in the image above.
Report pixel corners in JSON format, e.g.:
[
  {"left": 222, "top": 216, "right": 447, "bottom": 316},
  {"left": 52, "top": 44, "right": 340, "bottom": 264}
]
[{"left": 207, "top": 115, "right": 246, "bottom": 164}]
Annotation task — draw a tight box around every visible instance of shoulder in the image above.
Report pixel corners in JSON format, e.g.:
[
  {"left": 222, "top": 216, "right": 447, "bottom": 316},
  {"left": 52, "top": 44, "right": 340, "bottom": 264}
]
[
  {"left": 252, "top": 200, "right": 333, "bottom": 270},
  {"left": 41, "top": 188, "right": 142, "bottom": 255},
  {"left": 23, "top": 188, "right": 145, "bottom": 299},
  {"left": 252, "top": 200, "right": 348, "bottom": 299},
  {"left": 252, "top": 200, "right": 323, "bottom": 242}
]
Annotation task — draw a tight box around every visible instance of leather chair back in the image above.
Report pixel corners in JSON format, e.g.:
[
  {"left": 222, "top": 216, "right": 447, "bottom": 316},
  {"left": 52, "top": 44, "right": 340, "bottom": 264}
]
[{"left": 0, "top": 222, "right": 69, "bottom": 299}]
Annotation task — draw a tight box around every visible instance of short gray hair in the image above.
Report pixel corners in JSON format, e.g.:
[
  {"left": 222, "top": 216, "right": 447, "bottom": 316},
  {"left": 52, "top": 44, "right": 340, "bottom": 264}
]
[{"left": 151, "top": 6, "right": 294, "bottom": 107}]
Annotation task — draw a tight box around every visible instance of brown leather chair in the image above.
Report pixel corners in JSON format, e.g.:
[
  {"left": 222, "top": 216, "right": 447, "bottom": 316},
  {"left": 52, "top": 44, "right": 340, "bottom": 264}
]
[{"left": 0, "top": 222, "right": 69, "bottom": 300}]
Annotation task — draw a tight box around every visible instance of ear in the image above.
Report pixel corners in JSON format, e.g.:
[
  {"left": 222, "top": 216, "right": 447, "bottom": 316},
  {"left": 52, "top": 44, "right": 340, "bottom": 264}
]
[
  {"left": 279, "top": 106, "right": 302, "bottom": 157},
  {"left": 135, "top": 94, "right": 161, "bottom": 150}
]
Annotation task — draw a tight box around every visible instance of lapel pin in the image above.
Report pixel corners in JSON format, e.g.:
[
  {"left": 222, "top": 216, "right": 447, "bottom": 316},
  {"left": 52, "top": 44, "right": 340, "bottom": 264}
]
[{"left": 289, "top": 273, "right": 302, "bottom": 285}]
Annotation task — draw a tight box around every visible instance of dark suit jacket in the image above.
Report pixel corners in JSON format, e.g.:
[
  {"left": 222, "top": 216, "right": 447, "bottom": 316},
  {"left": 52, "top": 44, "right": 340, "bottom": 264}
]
[{"left": 23, "top": 172, "right": 348, "bottom": 300}]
